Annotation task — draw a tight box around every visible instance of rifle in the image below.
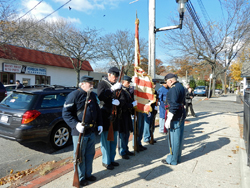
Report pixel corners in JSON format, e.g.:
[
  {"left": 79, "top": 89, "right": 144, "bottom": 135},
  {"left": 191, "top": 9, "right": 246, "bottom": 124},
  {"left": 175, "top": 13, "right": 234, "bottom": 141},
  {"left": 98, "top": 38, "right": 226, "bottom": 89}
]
[
  {"left": 73, "top": 90, "right": 91, "bottom": 188},
  {"left": 133, "top": 110, "right": 139, "bottom": 153},
  {"left": 107, "top": 66, "right": 124, "bottom": 141},
  {"left": 150, "top": 98, "right": 158, "bottom": 145}
]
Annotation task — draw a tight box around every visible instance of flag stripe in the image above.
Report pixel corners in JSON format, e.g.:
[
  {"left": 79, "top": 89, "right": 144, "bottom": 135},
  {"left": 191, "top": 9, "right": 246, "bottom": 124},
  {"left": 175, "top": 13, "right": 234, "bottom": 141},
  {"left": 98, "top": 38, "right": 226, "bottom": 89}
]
[{"left": 134, "top": 90, "right": 155, "bottom": 101}]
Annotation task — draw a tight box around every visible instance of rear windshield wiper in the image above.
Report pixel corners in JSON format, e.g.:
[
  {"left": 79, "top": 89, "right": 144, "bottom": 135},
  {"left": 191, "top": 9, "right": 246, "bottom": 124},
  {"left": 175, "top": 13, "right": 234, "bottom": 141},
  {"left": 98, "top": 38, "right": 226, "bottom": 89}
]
[{"left": 1, "top": 103, "right": 10, "bottom": 107}]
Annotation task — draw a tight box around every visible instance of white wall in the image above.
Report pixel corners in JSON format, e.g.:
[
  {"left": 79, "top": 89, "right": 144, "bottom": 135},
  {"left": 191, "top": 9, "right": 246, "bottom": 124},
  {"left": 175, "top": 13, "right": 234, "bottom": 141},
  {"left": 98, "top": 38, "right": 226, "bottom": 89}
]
[
  {"left": 47, "top": 66, "right": 88, "bottom": 87},
  {"left": 16, "top": 74, "right": 35, "bottom": 85}
]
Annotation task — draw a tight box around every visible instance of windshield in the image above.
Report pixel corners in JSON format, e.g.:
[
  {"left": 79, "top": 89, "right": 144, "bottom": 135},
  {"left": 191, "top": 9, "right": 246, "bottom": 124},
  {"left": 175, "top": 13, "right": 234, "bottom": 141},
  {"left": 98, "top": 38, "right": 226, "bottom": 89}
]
[
  {"left": 1, "top": 92, "right": 35, "bottom": 109},
  {"left": 195, "top": 86, "right": 206, "bottom": 90}
]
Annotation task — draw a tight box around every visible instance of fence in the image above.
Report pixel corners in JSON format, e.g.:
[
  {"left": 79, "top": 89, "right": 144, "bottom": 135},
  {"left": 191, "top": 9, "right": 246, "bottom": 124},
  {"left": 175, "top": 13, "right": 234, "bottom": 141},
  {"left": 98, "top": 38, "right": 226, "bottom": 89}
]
[{"left": 244, "top": 90, "right": 250, "bottom": 166}]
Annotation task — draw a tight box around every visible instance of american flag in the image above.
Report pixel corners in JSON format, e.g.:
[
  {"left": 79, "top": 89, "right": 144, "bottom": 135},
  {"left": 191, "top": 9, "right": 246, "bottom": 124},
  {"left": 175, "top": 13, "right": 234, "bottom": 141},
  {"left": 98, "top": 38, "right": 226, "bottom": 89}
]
[{"left": 134, "top": 17, "right": 156, "bottom": 114}]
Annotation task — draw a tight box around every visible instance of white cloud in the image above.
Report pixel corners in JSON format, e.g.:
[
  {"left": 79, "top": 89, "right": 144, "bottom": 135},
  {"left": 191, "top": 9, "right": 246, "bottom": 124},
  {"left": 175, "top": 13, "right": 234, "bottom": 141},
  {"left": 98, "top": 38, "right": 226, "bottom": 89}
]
[
  {"left": 53, "top": 0, "right": 125, "bottom": 12},
  {"left": 19, "top": 0, "right": 81, "bottom": 24}
]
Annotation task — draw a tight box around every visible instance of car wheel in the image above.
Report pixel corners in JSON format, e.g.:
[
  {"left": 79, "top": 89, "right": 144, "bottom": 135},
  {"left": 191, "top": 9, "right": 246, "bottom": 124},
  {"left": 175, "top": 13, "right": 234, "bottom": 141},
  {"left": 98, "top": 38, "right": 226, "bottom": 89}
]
[{"left": 50, "top": 123, "right": 72, "bottom": 150}]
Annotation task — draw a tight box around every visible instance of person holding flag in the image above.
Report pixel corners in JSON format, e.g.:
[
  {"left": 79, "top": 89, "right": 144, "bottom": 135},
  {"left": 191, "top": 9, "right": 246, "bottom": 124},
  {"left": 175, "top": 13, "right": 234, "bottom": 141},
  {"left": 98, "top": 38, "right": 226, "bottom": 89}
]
[{"left": 133, "top": 15, "right": 156, "bottom": 152}]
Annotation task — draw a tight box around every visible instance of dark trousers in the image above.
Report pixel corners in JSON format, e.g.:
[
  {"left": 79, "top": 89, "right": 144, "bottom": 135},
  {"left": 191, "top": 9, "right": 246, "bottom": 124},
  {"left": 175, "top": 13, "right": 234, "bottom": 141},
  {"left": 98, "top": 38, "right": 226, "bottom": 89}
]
[{"left": 186, "top": 103, "right": 195, "bottom": 116}]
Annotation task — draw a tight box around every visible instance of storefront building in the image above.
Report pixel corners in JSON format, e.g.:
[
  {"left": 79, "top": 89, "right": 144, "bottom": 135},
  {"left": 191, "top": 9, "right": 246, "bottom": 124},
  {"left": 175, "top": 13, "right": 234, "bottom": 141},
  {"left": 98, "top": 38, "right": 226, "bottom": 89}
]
[{"left": 0, "top": 44, "right": 93, "bottom": 87}]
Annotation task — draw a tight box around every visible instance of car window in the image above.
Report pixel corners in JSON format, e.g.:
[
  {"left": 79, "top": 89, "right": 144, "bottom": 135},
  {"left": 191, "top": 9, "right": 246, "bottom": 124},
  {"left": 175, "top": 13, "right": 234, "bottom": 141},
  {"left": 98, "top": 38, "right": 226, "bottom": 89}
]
[
  {"left": 40, "top": 93, "right": 68, "bottom": 108},
  {"left": 5, "top": 86, "right": 16, "bottom": 91},
  {"left": 1, "top": 93, "right": 34, "bottom": 109}
]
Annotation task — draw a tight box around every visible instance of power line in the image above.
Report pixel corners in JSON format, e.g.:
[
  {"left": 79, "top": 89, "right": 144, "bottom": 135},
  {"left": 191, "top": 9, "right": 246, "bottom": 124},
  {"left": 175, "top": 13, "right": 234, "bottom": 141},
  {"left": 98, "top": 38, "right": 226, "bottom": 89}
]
[
  {"left": 197, "top": 0, "right": 212, "bottom": 24},
  {"left": 26, "top": 0, "right": 71, "bottom": 30},
  {"left": 16, "top": 0, "right": 44, "bottom": 22},
  {"left": 186, "top": 0, "right": 215, "bottom": 54}
]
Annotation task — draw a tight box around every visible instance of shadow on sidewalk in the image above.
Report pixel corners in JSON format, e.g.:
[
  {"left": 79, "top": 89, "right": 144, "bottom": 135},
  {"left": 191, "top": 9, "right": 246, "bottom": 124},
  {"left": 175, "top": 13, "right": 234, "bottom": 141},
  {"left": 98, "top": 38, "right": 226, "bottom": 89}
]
[{"left": 181, "top": 116, "right": 230, "bottom": 163}]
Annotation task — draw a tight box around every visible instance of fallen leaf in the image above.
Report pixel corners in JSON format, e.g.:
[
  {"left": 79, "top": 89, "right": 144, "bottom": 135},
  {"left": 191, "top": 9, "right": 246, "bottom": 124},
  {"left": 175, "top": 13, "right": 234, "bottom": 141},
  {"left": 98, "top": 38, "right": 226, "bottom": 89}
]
[{"left": 207, "top": 170, "right": 213, "bottom": 172}]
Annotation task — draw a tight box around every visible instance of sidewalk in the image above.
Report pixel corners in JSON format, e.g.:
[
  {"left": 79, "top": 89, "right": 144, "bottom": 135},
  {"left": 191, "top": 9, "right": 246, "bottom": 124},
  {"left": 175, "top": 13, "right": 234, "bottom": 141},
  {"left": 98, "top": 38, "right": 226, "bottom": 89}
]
[{"left": 12, "top": 94, "right": 250, "bottom": 187}]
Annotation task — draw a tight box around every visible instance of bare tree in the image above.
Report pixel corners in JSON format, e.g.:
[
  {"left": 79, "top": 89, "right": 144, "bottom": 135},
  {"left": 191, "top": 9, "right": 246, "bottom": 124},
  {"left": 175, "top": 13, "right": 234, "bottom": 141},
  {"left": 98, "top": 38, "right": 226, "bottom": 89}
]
[
  {"left": 0, "top": 0, "right": 19, "bottom": 45},
  {"left": 43, "top": 20, "right": 102, "bottom": 86},
  {"left": 99, "top": 29, "right": 148, "bottom": 74},
  {"left": 161, "top": 0, "right": 250, "bottom": 96}
]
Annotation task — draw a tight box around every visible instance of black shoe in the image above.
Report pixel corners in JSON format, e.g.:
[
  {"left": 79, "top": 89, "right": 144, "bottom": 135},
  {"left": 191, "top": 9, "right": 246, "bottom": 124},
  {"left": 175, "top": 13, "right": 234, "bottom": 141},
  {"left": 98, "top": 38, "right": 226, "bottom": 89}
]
[
  {"left": 80, "top": 179, "right": 89, "bottom": 186},
  {"left": 126, "top": 151, "right": 134, "bottom": 156},
  {"left": 102, "top": 163, "right": 114, "bottom": 170},
  {"left": 85, "top": 175, "right": 96, "bottom": 181},
  {"left": 161, "top": 159, "right": 170, "bottom": 165},
  {"left": 139, "top": 145, "right": 147, "bottom": 150},
  {"left": 121, "top": 155, "right": 129, "bottom": 159},
  {"left": 111, "top": 161, "right": 119, "bottom": 166}
]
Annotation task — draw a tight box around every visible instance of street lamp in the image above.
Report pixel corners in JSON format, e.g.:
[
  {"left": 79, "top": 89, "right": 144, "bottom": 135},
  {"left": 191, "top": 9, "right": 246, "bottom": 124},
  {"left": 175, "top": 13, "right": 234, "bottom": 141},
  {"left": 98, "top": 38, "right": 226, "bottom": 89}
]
[
  {"left": 176, "top": 0, "right": 187, "bottom": 29},
  {"left": 155, "top": 0, "right": 188, "bottom": 32}
]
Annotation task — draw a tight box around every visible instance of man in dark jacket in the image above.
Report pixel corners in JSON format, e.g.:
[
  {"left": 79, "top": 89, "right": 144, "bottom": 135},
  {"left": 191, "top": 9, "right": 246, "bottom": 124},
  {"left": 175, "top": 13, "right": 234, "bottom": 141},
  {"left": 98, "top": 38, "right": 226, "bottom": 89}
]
[
  {"left": 15, "top": 80, "right": 23, "bottom": 89},
  {"left": 62, "top": 75, "right": 103, "bottom": 186},
  {"left": 97, "top": 67, "right": 122, "bottom": 170},
  {"left": 186, "top": 86, "right": 196, "bottom": 117},
  {"left": 118, "top": 75, "right": 137, "bottom": 159},
  {"left": 162, "top": 73, "right": 186, "bottom": 166}
]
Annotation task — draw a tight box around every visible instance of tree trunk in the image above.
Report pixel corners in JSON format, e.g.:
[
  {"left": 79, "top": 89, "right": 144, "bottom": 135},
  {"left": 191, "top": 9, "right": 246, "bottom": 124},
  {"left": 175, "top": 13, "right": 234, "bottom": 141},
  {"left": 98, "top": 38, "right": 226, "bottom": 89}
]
[
  {"left": 224, "top": 73, "right": 227, "bottom": 94},
  {"left": 77, "top": 70, "right": 80, "bottom": 87},
  {"left": 212, "top": 68, "right": 216, "bottom": 97}
]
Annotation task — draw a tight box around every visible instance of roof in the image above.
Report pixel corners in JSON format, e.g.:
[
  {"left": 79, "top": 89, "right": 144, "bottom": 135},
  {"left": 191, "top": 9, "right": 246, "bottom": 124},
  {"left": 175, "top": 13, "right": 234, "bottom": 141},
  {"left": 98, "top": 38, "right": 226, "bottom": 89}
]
[{"left": 0, "top": 44, "right": 93, "bottom": 71}]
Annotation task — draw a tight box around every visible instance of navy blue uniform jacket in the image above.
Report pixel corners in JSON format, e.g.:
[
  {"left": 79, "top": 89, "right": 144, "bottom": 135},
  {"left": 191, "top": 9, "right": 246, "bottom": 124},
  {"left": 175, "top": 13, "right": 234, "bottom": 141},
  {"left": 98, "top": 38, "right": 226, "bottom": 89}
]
[
  {"left": 62, "top": 88, "right": 102, "bottom": 136},
  {"left": 167, "top": 82, "right": 186, "bottom": 121},
  {"left": 97, "top": 78, "right": 119, "bottom": 132}
]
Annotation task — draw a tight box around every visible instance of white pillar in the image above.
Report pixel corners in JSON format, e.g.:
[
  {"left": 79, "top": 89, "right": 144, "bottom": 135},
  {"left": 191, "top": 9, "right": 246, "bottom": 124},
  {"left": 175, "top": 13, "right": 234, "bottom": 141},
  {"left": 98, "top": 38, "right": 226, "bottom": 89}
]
[{"left": 148, "top": 0, "right": 155, "bottom": 79}]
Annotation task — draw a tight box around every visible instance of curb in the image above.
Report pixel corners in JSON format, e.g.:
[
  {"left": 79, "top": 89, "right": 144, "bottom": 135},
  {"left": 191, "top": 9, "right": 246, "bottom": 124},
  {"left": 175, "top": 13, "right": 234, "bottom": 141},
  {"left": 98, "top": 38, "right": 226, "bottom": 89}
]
[{"left": 17, "top": 134, "right": 133, "bottom": 188}]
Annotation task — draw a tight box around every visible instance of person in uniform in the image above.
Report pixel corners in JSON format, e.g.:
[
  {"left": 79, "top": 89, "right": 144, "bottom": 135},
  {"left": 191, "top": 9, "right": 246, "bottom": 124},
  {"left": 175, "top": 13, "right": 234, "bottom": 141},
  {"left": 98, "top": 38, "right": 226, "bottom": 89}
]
[
  {"left": 97, "top": 67, "right": 122, "bottom": 170},
  {"left": 62, "top": 75, "right": 103, "bottom": 186},
  {"left": 158, "top": 81, "right": 169, "bottom": 133},
  {"left": 118, "top": 75, "right": 137, "bottom": 159},
  {"left": 162, "top": 73, "right": 186, "bottom": 165},
  {"left": 143, "top": 79, "right": 158, "bottom": 144}
]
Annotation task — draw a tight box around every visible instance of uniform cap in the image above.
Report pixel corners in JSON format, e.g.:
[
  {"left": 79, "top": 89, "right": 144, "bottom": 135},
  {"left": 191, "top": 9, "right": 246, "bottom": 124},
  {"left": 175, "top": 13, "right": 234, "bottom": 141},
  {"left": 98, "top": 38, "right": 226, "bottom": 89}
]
[
  {"left": 152, "top": 79, "right": 157, "bottom": 83},
  {"left": 108, "top": 67, "right": 120, "bottom": 77},
  {"left": 123, "top": 75, "right": 132, "bottom": 82},
  {"left": 164, "top": 73, "right": 178, "bottom": 80},
  {"left": 80, "top": 75, "right": 94, "bottom": 82}
]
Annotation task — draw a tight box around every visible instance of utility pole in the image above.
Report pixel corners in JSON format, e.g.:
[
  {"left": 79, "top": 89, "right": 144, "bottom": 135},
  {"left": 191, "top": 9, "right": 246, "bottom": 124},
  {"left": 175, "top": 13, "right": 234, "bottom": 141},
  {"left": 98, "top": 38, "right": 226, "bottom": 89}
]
[
  {"left": 148, "top": 0, "right": 187, "bottom": 79},
  {"left": 148, "top": 0, "right": 156, "bottom": 79}
]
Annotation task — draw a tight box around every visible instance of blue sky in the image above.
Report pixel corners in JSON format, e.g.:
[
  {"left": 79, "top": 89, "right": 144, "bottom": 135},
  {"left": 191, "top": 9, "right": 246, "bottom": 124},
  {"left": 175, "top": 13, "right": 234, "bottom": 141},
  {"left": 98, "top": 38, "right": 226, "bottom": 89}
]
[{"left": 18, "top": 0, "right": 223, "bottom": 69}]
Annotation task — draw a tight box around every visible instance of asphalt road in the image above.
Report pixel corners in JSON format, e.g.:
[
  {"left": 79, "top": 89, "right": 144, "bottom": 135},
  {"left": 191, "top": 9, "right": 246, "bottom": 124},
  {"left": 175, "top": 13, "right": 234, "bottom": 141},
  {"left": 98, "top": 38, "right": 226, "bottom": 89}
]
[{"left": 0, "top": 93, "right": 243, "bottom": 179}]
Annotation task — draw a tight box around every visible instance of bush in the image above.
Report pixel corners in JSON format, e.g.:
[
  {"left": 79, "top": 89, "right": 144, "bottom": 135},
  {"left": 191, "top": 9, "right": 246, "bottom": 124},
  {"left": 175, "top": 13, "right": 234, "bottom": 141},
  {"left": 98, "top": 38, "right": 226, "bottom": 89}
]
[
  {"left": 189, "top": 80, "right": 196, "bottom": 89},
  {"left": 196, "top": 80, "right": 208, "bottom": 87}
]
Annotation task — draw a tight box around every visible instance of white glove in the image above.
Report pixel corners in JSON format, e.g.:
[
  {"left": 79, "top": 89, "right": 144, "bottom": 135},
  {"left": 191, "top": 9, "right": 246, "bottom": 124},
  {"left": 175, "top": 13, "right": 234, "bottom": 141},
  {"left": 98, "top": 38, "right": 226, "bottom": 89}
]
[
  {"left": 158, "top": 102, "right": 160, "bottom": 106},
  {"left": 148, "top": 112, "right": 151, "bottom": 117},
  {"left": 111, "top": 82, "right": 122, "bottom": 91},
  {"left": 132, "top": 101, "right": 137, "bottom": 107},
  {"left": 98, "top": 126, "right": 103, "bottom": 135},
  {"left": 154, "top": 106, "right": 158, "bottom": 111},
  {"left": 76, "top": 122, "right": 84, "bottom": 133},
  {"left": 131, "top": 115, "right": 137, "bottom": 121},
  {"left": 112, "top": 99, "right": 120, "bottom": 106},
  {"left": 165, "top": 112, "right": 174, "bottom": 129}
]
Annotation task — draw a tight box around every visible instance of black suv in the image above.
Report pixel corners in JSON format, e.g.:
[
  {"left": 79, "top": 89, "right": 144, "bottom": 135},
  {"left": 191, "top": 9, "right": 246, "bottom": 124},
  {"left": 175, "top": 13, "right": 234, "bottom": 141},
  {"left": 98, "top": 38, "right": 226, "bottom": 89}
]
[
  {"left": 0, "top": 82, "right": 7, "bottom": 102},
  {"left": 0, "top": 86, "right": 76, "bottom": 149}
]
